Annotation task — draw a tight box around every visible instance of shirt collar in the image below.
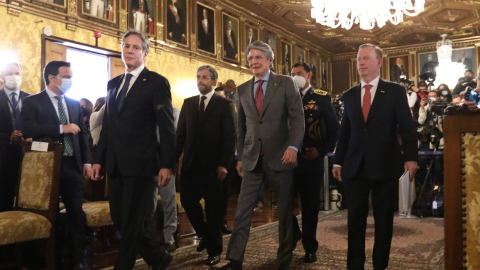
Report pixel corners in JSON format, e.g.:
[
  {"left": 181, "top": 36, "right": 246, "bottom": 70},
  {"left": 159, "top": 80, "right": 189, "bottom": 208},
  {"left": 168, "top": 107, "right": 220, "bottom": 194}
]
[
  {"left": 361, "top": 76, "right": 380, "bottom": 89},
  {"left": 200, "top": 89, "right": 215, "bottom": 100},
  {"left": 3, "top": 88, "right": 18, "bottom": 97},
  {"left": 125, "top": 64, "right": 144, "bottom": 78},
  {"left": 301, "top": 86, "right": 312, "bottom": 97},
  {"left": 46, "top": 87, "right": 63, "bottom": 98},
  {"left": 254, "top": 70, "right": 271, "bottom": 84}
]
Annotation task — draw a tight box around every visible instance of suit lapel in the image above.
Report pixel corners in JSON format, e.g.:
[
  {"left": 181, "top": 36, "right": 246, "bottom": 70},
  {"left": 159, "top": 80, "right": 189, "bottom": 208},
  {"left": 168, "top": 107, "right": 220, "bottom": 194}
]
[
  {"left": 0, "top": 90, "right": 13, "bottom": 130},
  {"left": 260, "top": 73, "right": 280, "bottom": 118},
  {"left": 118, "top": 67, "right": 150, "bottom": 115},
  {"left": 199, "top": 93, "right": 218, "bottom": 125},
  {"left": 351, "top": 84, "right": 365, "bottom": 124},
  {"left": 366, "top": 79, "right": 387, "bottom": 124},
  {"left": 110, "top": 74, "right": 124, "bottom": 115},
  {"left": 40, "top": 90, "right": 61, "bottom": 125},
  {"left": 64, "top": 97, "right": 77, "bottom": 124},
  {"left": 244, "top": 78, "right": 257, "bottom": 116},
  {"left": 191, "top": 95, "right": 200, "bottom": 129}
]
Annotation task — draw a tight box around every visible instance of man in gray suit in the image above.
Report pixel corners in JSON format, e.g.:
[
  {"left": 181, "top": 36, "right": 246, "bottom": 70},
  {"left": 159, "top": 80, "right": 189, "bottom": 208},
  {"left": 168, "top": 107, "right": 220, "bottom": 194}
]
[{"left": 215, "top": 40, "right": 304, "bottom": 270}]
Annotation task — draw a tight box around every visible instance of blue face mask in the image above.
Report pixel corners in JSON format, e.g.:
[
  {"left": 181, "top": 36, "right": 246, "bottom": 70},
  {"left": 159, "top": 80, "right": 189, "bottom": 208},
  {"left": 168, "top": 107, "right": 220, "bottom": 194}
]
[{"left": 53, "top": 78, "right": 73, "bottom": 94}]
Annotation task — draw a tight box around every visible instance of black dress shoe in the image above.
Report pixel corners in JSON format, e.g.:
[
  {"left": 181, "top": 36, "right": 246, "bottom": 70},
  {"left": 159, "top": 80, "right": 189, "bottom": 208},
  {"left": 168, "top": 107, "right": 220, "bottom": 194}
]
[
  {"left": 304, "top": 252, "right": 317, "bottom": 263},
  {"left": 222, "top": 224, "right": 233, "bottom": 234},
  {"left": 166, "top": 241, "right": 176, "bottom": 252},
  {"left": 278, "top": 264, "right": 289, "bottom": 270},
  {"left": 206, "top": 254, "right": 221, "bottom": 265},
  {"left": 209, "top": 261, "right": 242, "bottom": 270},
  {"left": 197, "top": 237, "right": 207, "bottom": 252},
  {"left": 152, "top": 253, "right": 173, "bottom": 270}
]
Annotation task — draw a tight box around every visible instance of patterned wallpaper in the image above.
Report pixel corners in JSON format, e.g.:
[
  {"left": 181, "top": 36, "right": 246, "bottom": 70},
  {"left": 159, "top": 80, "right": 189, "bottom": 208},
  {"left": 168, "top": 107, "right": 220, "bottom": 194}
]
[{"left": 0, "top": 6, "right": 249, "bottom": 109}]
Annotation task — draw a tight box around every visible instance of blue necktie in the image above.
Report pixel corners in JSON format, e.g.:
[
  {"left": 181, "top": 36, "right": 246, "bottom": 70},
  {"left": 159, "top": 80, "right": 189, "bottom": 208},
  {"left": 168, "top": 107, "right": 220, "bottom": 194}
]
[
  {"left": 117, "top": 73, "right": 133, "bottom": 111},
  {"left": 53, "top": 96, "right": 74, "bottom": 156},
  {"left": 11, "top": 92, "right": 21, "bottom": 130}
]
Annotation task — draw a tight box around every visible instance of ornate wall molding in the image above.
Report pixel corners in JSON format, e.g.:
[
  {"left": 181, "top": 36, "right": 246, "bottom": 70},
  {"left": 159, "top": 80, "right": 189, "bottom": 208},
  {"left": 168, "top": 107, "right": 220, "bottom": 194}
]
[
  {"left": 66, "top": 23, "right": 77, "bottom": 32},
  {"left": 7, "top": 6, "right": 21, "bottom": 16}
]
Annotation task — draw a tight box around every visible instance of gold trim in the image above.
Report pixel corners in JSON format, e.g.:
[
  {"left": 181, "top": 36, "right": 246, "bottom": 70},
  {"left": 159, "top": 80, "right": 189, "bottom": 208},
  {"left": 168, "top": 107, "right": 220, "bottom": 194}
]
[
  {"left": 164, "top": 0, "right": 190, "bottom": 48},
  {"left": 196, "top": 2, "right": 216, "bottom": 56},
  {"left": 7, "top": 7, "right": 21, "bottom": 16},
  {"left": 66, "top": 23, "right": 77, "bottom": 32}
]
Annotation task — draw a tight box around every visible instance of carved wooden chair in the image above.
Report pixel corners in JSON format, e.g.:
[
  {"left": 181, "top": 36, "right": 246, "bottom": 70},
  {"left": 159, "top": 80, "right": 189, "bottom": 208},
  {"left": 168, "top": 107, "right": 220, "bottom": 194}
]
[{"left": 0, "top": 141, "right": 63, "bottom": 270}]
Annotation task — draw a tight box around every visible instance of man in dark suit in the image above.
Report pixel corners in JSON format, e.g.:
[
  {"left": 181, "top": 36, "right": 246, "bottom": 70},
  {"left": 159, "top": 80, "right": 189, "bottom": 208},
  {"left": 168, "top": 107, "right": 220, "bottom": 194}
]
[
  {"left": 0, "top": 62, "right": 30, "bottom": 212},
  {"left": 91, "top": 29, "right": 174, "bottom": 270},
  {"left": 215, "top": 40, "right": 304, "bottom": 270},
  {"left": 332, "top": 44, "right": 418, "bottom": 270},
  {"left": 247, "top": 27, "right": 255, "bottom": 45},
  {"left": 167, "top": 0, "right": 186, "bottom": 44},
  {"left": 198, "top": 8, "right": 214, "bottom": 53},
  {"left": 457, "top": 51, "right": 473, "bottom": 71},
  {"left": 224, "top": 20, "right": 237, "bottom": 60},
  {"left": 21, "top": 61, "right": 90, "bottom": 270},
  {"left": 290, "top": 62, "right": 339, "bottom": 263},
  {"left": 390, "top": 57, "right": 406, "bottom": 83},
  {"left": 176, "top": 65, "right": 236, "bottom": 266}
]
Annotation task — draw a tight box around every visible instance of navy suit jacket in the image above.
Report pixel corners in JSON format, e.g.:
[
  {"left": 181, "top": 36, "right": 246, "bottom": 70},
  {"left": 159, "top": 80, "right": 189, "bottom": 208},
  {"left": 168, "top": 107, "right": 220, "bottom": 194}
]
[
  {"left": 0, "top": 89, "right": 29, "bottom": 142},
  {"left": 21, "top": 90, "right": 91, "bottom": 172},
  {"left": 334, "top": 79, "right": 417, "bottom": 181}
]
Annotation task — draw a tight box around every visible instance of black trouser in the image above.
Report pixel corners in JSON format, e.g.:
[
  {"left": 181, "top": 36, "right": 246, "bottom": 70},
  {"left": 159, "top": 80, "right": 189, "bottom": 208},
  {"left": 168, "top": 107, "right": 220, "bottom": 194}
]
[
  {"left": 59, "top": 156, "right": 87, "bottom": 265},
  {"left": 0, "top": 143, "right": 22, "bottom": 212},
  {"left": 108, "top": 171, "right": 169, "bottom": 270},
  {"left": 180, "top": 161, "right": 223, "bottom": 256},
  {"left": 292, "top": 156, "right": 323, "bottom": 253},
  {"left": 344, "top": 165, "right": 397, "bottom": 270}
]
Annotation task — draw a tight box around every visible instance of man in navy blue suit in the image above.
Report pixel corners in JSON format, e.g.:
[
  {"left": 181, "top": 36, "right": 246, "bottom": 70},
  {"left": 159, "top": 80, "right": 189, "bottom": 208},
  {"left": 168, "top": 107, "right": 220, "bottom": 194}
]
[{"left": 332, "top": 44, "right": 418, "bottom": 270}]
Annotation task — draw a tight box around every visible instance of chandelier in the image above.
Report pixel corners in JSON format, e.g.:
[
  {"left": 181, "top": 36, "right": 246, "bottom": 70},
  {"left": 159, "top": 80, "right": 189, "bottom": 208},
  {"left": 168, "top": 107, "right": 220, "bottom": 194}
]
[
  {"left": 311, "top": 0, "right": 425, "bottom": 30},
  {"left": 434, "top": 34, "right": 465, "bottom": 89}
]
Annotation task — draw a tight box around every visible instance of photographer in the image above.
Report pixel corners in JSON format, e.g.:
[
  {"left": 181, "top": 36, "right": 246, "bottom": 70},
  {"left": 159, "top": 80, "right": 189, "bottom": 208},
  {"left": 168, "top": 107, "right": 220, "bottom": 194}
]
[
  {"left": 452, "top": 69, "right": 476, "bottom": 96},
  {"left": 437, "top": 84, "right": 453, "bottom": 103},
  {"left": 400, "top": 79, "right": 419, "bottom": 118}
]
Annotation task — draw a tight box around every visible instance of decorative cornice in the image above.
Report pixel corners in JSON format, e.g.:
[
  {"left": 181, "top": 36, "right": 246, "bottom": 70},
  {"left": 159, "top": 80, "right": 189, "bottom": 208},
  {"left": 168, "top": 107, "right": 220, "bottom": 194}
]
[
  {"left": 66, "top": 23, "right": 77, "bottom": 32},
  {"left": 7, "top": 7, "right": 21, "bottom": 16}
]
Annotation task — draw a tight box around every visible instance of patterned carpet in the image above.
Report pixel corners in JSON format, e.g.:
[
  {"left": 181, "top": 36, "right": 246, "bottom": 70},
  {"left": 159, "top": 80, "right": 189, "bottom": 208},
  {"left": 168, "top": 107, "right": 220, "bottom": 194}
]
[{"left": 129, "top": 210, "right": 445, "bottom": 270}]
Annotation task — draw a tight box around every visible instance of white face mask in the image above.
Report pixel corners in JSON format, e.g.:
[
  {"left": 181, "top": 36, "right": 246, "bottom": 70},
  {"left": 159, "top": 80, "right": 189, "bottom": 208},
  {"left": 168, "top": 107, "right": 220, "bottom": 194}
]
[
  {"left": 429, "top": 97, "right": 437, "bottom": 101},
  {"left": 4, "top": 75, "right": 22, "bottom": 90},
  {"left": 293, "top": 75, "right": 307, "bottom": 89},
  {"left": 53, "top": 78, "right": 73, "bottom": 94}
]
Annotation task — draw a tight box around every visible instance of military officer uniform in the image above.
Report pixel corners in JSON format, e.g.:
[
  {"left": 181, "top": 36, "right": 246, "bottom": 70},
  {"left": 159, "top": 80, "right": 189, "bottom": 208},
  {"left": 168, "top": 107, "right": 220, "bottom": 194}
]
[{"left": 293, "top": 87, "right": 340, "bottom": 260}]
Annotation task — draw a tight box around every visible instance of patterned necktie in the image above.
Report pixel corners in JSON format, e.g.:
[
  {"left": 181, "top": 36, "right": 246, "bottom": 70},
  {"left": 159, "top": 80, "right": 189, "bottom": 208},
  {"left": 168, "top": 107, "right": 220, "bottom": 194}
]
[
  {"left": 117, "top": 73, "right": 133, "bottom": 111},
  {"left": 11, "top": 92, "right": 21, "bottom": 129},
  {"left": 363, "top": 84, "right": 372, "bottom": 122},
  {"left": 198, "top": 96, "right": 207, "bottom": 119},
  {"left": 255, "top": 80, "right": 264, "bottom": 115},
  {"left": 54, "top": 96, "right": 74, "bottom": 156}
]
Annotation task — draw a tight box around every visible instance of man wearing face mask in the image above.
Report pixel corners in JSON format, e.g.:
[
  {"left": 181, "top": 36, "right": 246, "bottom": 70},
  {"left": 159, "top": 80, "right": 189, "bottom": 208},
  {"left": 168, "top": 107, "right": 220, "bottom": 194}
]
[
  {"left": 452, "top": 69, "right": 476, "bottom": 96},
  {"left": 290, "top": 62, "right": 339, "bottom": 263},
  {"left": 0, "top": 62, "right": 30, "bottom": 212},
  {"left": 21, "top": 61, "right": 90, "bottom": 270}
]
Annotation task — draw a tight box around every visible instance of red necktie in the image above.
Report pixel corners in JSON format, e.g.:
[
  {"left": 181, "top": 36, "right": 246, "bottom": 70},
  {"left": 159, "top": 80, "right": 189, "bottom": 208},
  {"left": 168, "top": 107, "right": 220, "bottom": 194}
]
[
  {"left": 363, "top": 84, "right": 372, "bottom": 122},
  {"left": 255, "top": 80, "right": 263, "bottom": 115}
]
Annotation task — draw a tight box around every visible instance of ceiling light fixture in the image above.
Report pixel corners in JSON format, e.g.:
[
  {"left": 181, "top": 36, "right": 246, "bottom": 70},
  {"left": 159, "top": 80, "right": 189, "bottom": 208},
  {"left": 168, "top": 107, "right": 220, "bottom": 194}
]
[{"left": 310, "top": 0, "right": 425, "bottom": 30}]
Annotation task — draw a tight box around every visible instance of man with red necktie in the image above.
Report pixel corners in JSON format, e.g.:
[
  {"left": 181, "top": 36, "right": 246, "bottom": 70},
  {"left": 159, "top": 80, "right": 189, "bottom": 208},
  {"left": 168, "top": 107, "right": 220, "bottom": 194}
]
[{"left": 332, "top": 43, "right": 418, "bottom": 270}]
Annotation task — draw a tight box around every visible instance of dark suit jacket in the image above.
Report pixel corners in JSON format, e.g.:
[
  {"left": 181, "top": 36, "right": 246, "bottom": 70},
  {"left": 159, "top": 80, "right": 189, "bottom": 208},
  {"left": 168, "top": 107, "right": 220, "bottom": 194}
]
[
  {"left": 458, "top": 57, "right": 473, "bottom": 71},
  {"left": 334, "top": 79, "right": 417, "bottom": 180},
  {"left": 94, "top": 67, "right": 175, "bottom": 176},
  {"left": 237, "top": 72, "right": 304, "bottom": 171},
  {"left": 390, "top": 65, "right": 405, "bottom": 83},
  {"left": 167, "top": 3, "right": 185, "bottom": 43},
  {"left": 21, "top": 90, "right": 91, "bottom": 172},
  {"left": 198, "top": 19, "right": 214, "bottom": 53},
  {"left": 224, "top": 29, "right": 237, "bottom": 59},
  {"left": 0, "top": 89, "right": 29, "bottom": 142},
  {"left": 176, "top": 93, "right": 236, "bottom": 172}
]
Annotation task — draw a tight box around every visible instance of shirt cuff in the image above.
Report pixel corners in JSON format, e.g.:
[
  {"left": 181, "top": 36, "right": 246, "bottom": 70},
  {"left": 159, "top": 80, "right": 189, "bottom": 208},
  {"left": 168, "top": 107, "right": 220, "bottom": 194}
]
[
  {"left": 84, "top": 164, "right": 92, "bottom": 166},
  {"left": 333, "top": 164, "right": 342, "bottom": 168},
  {"left": 60, "top": 125, "right": 63, "bottom": 134},
  {"left": 288, "top": 146, "right": 298, "bottom": 152}
]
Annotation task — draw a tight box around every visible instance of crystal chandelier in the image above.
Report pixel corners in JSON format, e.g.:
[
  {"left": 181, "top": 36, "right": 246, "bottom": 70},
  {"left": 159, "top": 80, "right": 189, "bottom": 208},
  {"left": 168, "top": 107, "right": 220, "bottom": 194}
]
[
  {"left": 434, "top": 34, "right": 466, "bottom": 89},
  {"left": 311, "top": 0, "right": 425, "bottom": 30}
]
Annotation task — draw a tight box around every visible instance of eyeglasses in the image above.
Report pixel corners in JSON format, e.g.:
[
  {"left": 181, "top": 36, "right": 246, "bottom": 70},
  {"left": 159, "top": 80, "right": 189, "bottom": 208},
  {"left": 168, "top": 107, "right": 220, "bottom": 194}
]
[
  {"left": 196, "top": 75, "right": 212, "bottom": 80},
  {"left": 247, "top": 55, "right": 265, "bottom": 62}
]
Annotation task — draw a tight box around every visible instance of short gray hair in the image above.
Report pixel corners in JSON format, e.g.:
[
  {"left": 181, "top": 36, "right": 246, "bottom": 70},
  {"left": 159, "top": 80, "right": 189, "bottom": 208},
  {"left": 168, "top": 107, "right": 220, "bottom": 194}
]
[
  {"left": 197, "top": 65, "right": 218, "bottom": 80},
  {"left": 246, "top": 40, "right": 275, "bottom": 62},
  {"left": 358, "top": 43, "right": 383, "bottom": 59},
  {"left": 122, "top": 29, "right": 150, "bottom": 53},
  {"left": 1, "top": 62, "right": 22, "bottom": 75}
]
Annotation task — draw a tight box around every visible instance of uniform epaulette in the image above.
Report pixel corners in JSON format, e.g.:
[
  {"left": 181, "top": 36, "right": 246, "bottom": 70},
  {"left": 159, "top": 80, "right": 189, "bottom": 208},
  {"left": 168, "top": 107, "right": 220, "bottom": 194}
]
[{"left": 313, "top": 89, "right": 328, "bottom": 96}]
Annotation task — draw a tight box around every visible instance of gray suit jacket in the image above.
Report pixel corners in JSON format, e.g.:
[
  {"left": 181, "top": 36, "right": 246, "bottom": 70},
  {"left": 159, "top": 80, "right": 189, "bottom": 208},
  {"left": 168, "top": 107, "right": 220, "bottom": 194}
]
[{"left": 236, "top": 72, "right": 304, "bottom": 171}]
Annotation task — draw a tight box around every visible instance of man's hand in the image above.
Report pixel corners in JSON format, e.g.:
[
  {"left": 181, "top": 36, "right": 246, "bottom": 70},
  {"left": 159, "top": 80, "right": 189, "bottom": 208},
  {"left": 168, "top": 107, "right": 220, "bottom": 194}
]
[
  {"left": 83, "top": 165, "right": 92, "bottom": 179},
  {"left": 158, "top": 168, "right": 172, "bottom": 187},
  {"left": 404, "top": 161, "right": 419, "bottom": 182},
  {"left": 420, "top": 99, "right": 425, "bottom": 108},
  {"left": 10, "top": 130, "right": 23, "bottom": 142},
  {"left": 90, "top": 164, "right": 103, "bottom": 180},
  {"left": 168, "top": 32, "right": 173, "bottom": 38},
  {"left": 281, "top": 148, "right": 297, "bottom": 165},
  {"left": 332, "top": 167, "right": 342, "bottom": 182},
  {"left": 63, "top": 123, "right": 81, "bottom": 135},
  {"left": 463, "top": 101, "right": 479, "bottom": 112},
  {"left": 302, "top": 147, "right": 320, "bottom": 161},
  {"left": 236, "top": 162, "right": 243, "bottom": 177},
  {"left": 217, "top": 166, "right": 228, "bottom": 180}
]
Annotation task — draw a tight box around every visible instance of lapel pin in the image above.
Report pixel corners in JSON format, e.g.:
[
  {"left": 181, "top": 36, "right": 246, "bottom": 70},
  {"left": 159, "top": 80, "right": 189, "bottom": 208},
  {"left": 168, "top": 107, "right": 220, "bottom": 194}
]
[
  {"left": 381, "top": 90, "right": 385, "bottom": 93},
  {"left": 143, "top": 78, "right": 147, "bottom": 81}
]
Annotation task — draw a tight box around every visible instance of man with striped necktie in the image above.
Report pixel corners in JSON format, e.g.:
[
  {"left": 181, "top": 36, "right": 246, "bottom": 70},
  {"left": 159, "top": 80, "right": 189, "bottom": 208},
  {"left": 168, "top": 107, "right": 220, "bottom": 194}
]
[{"left": 21, "top": 61, "right": 90, "bottom": 270}]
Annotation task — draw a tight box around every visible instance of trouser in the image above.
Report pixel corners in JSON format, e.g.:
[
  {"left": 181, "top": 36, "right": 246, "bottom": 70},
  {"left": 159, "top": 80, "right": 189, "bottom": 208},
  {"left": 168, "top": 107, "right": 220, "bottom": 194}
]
[
  {"left": 226, "top": 156, "right": 295, "bottom": 265},
  {"left": 157, "top": 175, "right": 178, "bottom": 244},
  {"left": 90, "top": 0, "right": 105, "bottom": 17},
  {"left": 134, "top": 12, "right": 146, "bottom": 32}
]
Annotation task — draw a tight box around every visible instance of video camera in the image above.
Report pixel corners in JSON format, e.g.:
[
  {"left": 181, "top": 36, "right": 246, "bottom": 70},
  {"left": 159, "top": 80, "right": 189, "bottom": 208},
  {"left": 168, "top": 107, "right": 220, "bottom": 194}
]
[
  {"left": 459, "top": 76, "right": 474, "bottom": 85},
  {"left": 399, "top": 78, "right": 415, "bottom": 87},
  {"left": 332, "top": 94, "right": 344, "bottom": 122}
]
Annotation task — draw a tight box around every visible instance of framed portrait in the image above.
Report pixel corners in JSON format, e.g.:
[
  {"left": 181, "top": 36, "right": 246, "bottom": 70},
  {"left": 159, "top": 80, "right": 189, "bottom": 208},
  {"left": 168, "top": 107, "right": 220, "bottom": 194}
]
[
  {"left": 197, "top": 3, "right": 215, "bottom": 54},
  {"left": 222, "top": 13, "right": 239, "bottom": 62},
  {"left": 165, "top": 0, "right": 188, "bottom": 46},
  {"left": 452, "top": 47, "right": 475, "bottom": 75},
  {"left": 294, "top": 46, "right": 305, "bottom": 65},
  {"left": 388, "top": 55, "right": 409, "bottom": 83},
  {"left": 245, "top": 25, "right": 259, "bottom": 47},
  {"left": 264, "top": 32, "right": 276, "bottom": 72},
  {"left": 309, "top": 52, "right": 319, "bottom": 89},
  {"left": 321, "top": 59, "right": 329, "bottom": 90},
  {"left": 129, "top": 0, "right": 155, "bottom": 35},
  {"left": 281, "top": 41, "right": 292, "bottom": 75},
  {"left": 82, "top": 0, "right": 116, "bottom": 23},
  {"left": 418, "top": 52, "right": 438, "bottom": 81}
]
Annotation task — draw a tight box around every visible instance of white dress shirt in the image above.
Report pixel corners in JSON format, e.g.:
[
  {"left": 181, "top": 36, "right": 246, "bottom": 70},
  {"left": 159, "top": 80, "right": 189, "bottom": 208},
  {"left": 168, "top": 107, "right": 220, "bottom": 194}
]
[
  {"left": 360, "top": 75, "right": 380, "bottom": 108},
  {"left": 46, "top": 88, "right": 70, "bottom": 134},
  {"left": 198, "top": 89, "right": 215, "bottom": 109},
  {"left": 116, "top": 64, "right": 144, "bottom": 98}
]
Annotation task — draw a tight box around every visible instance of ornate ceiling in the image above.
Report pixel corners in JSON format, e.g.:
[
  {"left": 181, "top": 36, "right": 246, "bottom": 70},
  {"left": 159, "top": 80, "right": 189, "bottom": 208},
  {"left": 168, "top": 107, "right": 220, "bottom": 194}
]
[{"left": 234, "top": 0, "right": 480, "bottom": 54}]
